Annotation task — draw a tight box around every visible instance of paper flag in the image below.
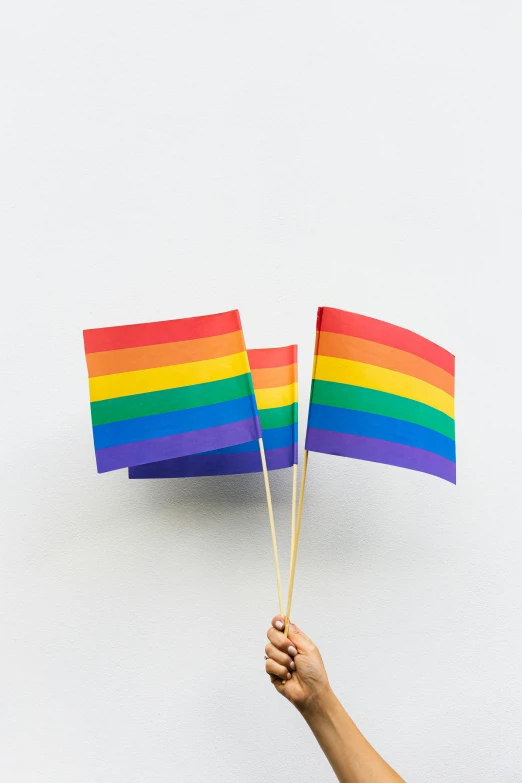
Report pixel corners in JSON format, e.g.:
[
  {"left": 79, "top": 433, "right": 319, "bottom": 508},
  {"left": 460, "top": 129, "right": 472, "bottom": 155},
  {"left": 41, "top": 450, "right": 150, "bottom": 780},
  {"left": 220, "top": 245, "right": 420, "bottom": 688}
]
[
  {"left": 83, "top": 310, "right": 261, "bottom": 472},
  {"left": 305, "top": 307, "right": 456, "bottom": 483}
]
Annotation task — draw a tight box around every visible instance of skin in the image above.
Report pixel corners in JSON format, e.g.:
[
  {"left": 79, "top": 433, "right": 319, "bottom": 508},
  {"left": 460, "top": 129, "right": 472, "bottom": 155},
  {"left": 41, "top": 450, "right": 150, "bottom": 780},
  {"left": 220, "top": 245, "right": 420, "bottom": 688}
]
[{"left": 265, "top": 616, "right": 406, "bottom": 783}]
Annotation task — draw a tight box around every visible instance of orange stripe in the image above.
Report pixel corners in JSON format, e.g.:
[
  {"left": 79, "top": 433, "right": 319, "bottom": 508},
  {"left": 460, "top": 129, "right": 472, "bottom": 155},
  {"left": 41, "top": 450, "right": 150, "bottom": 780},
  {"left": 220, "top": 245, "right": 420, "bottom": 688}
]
[
  {"left": 248, "top": 345, "right": 297, "bottom": 369},
  {"left": 251, "top": 363, "right": 297, "bottom": 390},
  {"left": 86, "top": 330, "right": 246, "bottom": 378},
  {"left": 318, "top": 332, "right": 455, "bottom": 396}
]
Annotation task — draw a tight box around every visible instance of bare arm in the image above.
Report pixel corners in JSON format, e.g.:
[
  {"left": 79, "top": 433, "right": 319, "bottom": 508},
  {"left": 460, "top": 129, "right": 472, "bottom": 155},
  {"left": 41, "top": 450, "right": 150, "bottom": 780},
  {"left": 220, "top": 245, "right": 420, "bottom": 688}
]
[{"left": 265, "top": 616, "right": 406, "bottom": 783}]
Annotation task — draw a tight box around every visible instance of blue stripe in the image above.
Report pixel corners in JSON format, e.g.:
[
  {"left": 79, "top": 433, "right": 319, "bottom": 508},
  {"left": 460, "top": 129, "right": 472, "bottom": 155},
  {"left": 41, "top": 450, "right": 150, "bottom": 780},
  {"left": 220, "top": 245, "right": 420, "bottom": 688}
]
[
  {"left": 308, "top": 404, "right": 456, "bottom": 462},
  {"left": 210, "top": 423, "right": 297, "bottom": 454},
  {"left": 93, "top": 396, "right": 258, "bottom": 450}
]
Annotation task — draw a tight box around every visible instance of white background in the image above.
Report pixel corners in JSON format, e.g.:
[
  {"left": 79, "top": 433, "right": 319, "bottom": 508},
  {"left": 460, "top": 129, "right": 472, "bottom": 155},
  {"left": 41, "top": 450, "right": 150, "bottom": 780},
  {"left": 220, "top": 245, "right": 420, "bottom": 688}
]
[{"left": 2, "top": 2, "right": 521, "bottom": 781}]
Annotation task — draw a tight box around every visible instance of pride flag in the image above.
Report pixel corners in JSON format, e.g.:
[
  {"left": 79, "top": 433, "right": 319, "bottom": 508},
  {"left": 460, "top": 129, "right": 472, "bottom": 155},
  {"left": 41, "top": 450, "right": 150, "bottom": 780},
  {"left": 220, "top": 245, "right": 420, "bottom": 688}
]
[
  {"left": 305, "top": 307, "right": 456, "bottom": 483},
  {"left": 83, "top": 310, "right": 261, "bottom": 473},
  {"left": 128, "top": 345, "right": 298, "bottom": 478}
]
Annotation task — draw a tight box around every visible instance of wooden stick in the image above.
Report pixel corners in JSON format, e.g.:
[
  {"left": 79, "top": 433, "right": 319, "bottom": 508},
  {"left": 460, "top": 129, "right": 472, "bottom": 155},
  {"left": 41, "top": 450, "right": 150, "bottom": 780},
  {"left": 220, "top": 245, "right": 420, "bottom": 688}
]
[
  {"left": 290, "top": 463, "right": 298, "bottom": 573},
  {"left": 284, "top": 450, "right": 309, "bottom": 636},
  {"left": 258, "top": 438, "right": 284, "bottom": 616}
]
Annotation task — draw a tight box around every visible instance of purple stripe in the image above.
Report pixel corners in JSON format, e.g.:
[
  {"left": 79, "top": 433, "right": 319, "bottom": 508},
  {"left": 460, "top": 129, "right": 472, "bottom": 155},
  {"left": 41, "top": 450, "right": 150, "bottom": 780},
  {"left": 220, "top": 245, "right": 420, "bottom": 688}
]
[
  {"left": 128, "top": 445, "right": 294, "bottom": 478},
  {"left": 306, "top": 428, "right": 456, "bottom": 483},
  {"left": 96, "top": 417, "right": 260, "bottom": 473}
]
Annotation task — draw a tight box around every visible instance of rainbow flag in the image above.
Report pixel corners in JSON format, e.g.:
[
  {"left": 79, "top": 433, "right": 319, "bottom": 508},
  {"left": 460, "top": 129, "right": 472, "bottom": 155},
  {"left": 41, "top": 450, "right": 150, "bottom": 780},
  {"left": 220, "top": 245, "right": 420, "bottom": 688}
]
[
  {"left": 128, "top": 345, "right": 298, "bottom": 478},
  {"left": 305, "top": 307, "right": 456, "bottom": 483},
  {"left": 83, "top": 310, "right": 261, "bottom": 473}
]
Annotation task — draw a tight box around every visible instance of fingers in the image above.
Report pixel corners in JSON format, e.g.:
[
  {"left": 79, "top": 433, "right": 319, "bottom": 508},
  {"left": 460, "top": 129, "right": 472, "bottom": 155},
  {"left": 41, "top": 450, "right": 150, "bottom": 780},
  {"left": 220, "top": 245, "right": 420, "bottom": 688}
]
[
  {"left": 265, "top": 623, "right": 296, "bottom": 683},
  {"left": 266, "top": 617, "right": 316, "bottom": 689},
  {"left": 265, "top": 643, "right": 296, "bottom": 671},
  {"left": 269, "top": 616, "right": 313, "bottom": 655},
  {"left": 287, "top": 622, "right": 314, "bottom": 653},
  {"left": 271, "top": 616, "right": 308, "bottom": 641},
  {"left": 267, "top": 626, "right": 299, "bottom": 658},
  {"left": 269, "top": 674, "right": 286, "bottom": 690},
  {"left": 266, "top": 657, "right": 292, "bottom": 681}
]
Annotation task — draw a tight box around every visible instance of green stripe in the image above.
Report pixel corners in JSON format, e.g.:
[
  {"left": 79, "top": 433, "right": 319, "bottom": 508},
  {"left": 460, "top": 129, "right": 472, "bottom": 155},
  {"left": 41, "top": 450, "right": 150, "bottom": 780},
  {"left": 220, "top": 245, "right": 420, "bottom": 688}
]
[
  {"left": 259, "top": 403, "right": 298, "bottom": 430},
  {"left": 311, "top": 380, "right": 455, "bottom": 440},
  {"left": 90, "top": 374, "right": 254, "bottom": 426}
]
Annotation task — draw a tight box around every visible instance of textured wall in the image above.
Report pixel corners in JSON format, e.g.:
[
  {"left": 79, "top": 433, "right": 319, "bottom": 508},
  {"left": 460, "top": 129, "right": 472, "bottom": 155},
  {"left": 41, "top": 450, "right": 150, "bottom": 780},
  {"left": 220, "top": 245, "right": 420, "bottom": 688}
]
[{"left": 2, "top": 2, "right": 521, "bottom": 781}]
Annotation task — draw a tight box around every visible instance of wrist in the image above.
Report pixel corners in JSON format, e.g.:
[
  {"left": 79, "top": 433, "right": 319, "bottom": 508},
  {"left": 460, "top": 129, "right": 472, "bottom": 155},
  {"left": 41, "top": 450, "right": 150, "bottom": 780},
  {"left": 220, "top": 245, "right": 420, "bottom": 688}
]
[{"left": 299, "top": 684, "right": 338, "bottom": 723}]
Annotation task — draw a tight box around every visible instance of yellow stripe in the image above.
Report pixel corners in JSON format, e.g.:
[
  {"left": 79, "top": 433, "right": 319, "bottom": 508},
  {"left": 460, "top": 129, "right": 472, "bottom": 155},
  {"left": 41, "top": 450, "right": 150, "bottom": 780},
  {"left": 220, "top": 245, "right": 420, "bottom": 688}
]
[
  {"left": 315, "top": 356, "right": 454, "bottom": 418},
  {"left": 255, "top": 383, "right": 298, "bottom": 410},
  {"left": 89, "top": 352, "right": 250, "bottom": 402}
]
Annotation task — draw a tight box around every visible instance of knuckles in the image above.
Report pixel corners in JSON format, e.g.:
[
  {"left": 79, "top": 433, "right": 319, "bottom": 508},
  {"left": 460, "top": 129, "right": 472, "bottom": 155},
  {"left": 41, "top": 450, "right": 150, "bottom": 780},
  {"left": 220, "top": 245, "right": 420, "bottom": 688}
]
[{"left": 265, "top": 642, "right": 293, "bottom": 668}]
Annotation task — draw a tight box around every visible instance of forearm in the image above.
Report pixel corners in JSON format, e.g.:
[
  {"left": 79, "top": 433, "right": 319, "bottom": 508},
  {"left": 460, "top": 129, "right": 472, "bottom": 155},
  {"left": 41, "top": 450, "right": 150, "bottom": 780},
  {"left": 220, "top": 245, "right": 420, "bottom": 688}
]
[{"left": 301, "top": 688, "right": 406, "bottom": 783}]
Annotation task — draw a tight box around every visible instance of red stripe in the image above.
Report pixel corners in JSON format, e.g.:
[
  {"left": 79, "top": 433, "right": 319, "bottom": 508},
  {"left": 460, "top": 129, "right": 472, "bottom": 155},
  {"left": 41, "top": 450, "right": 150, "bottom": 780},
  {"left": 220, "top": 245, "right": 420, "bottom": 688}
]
[
  {"left": 247, "top": 345, "right": 298, "bottom": 369},
  {"left": 84, "top": 310, "right": 243, "bottom": 354},
  {"left": 317, "top": 307, "right": 454, "bottom": 375}
]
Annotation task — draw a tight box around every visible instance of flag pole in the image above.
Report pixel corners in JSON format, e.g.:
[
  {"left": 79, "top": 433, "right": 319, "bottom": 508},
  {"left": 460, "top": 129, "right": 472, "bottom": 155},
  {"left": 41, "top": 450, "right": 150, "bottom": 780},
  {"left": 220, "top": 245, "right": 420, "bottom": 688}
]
[
  {"left": 259, "top": 438, "right": 285, "bottom": 616},
  {"left": 289, "top": 462, "right": 298, "bottom": 574},
  {"left": 284, "top": 449, "right": 309, "bottom": 636},
  {"left": 284, "top": 308, "right": 322, "bottom": 636}
]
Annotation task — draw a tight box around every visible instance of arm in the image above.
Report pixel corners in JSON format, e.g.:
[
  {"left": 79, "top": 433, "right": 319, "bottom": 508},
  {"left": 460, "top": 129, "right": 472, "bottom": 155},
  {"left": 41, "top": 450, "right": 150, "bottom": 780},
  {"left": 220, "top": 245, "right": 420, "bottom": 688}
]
[{"left": 265, "top": 616, "right": 406, "bottom": 783}]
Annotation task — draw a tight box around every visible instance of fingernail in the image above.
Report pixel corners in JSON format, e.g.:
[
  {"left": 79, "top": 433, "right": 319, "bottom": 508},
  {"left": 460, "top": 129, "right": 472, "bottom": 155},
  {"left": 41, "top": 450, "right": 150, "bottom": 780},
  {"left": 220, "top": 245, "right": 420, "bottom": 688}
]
[
  {"left": 288, "top": 646, "right": 298, "bottom": 656},
  {"left": 289, "top": 660, "right": 296, "bottom": 670},
  {"left": 275, "top": 621, "right": 284, "bottom": 630},
  {"left": 286, "top": 672, "right": 292, "bottom": 679}
]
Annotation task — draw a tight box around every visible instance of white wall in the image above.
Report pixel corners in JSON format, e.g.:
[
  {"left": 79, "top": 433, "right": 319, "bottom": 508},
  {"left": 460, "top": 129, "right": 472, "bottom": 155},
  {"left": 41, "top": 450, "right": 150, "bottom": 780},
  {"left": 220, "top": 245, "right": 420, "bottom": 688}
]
[{"left": 2, "top": 2, "right": 521, "bottom": 781}]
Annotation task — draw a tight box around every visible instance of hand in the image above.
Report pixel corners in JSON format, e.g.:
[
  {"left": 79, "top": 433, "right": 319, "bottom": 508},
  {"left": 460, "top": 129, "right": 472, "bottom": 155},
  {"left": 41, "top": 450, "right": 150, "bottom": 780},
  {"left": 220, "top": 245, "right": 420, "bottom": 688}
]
[
  {"left": 265, "top": 616, "right": 331, "bottom": 713},
  {"left": 265, "top": 618, "right": 407, "bottom": 783}
]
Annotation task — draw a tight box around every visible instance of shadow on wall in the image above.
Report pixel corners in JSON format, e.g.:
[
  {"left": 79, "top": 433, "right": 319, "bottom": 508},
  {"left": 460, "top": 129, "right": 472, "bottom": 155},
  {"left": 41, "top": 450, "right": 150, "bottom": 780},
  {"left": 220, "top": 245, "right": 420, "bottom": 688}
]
[{"left": 18, "top": 422, "right": 456, "bottom": 594}]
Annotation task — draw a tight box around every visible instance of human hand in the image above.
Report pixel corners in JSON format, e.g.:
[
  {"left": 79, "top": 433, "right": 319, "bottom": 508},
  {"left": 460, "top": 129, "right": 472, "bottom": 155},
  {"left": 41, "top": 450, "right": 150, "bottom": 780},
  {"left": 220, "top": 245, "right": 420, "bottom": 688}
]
[
  {"left": 265, "top": 616, "right": 331, "bottom": 713},
  {"left": 265, "top": 618, "right": 407, "bottom": 783}
]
